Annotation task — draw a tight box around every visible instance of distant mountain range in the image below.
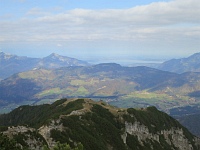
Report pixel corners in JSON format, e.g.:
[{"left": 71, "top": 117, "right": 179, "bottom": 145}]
[
  {"left": 0, "top": 51, "right": 89, "bottom": 80},
  {"left": 2, "top": 51, "right": 200, "bottom": 81},
  {"left": 1, "top": 63, "right": 200, "bottom": 113},
  {"left": 0, "top": 98, "right": 199, "bottom": 150},
  {"left": 2, "top": 51, "right": 200, "bottom": 142},
  {"left": 158, "top": 52, "right": 200, "bottom": 73}
]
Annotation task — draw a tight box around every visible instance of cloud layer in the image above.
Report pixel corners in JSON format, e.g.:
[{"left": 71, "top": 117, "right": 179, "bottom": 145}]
[{"left": 1, "top": 0, "right": 200, "bottom": 57}]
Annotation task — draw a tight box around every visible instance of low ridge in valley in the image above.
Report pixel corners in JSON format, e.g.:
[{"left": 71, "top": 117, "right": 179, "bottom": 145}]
[{"left": 1, "top": 63, "right": 200, "bottom": 113}]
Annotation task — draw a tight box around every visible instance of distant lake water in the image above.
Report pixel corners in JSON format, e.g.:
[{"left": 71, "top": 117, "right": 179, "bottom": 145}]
[{"left": 87, "top": 58, "right": 164, "bottom": 67}]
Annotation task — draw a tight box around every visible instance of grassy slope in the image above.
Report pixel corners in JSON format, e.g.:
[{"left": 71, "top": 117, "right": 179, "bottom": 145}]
[{"left": 1, "top": 64, "right": 200, "bottom": 112}]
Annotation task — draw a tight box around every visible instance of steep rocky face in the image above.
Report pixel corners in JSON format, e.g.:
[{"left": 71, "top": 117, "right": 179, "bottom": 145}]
[
  {"left": 123, "top": 122, "right": 196, "bottom": 150},
  {"left": 2, "top": 126, "right": 46, "bottom": 150},
  {"left": 39, "top": 119, "right": 63, "bottom": 148},
  {"left": 0, "top": 98, "right": 199, "bottom": 150}
]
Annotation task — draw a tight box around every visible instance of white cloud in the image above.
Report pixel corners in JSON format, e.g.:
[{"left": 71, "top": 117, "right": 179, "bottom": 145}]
[
  {"left": 57, "top": 43, "right": 62, "bottom": 47},
  {"left": 0, "top": 0, "right": 200, "bottom": 57},
  {"left": 0, "top": 37, "right": 6, "bottom": 42}
]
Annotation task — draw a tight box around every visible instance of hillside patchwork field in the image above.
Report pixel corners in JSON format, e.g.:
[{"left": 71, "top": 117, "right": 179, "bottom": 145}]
[{"left": 1, "top": 63, "right": 200, "bottom": 113}]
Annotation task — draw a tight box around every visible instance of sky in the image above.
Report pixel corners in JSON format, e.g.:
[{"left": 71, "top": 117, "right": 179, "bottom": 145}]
[{"left": 0, "top": 0, "right": 200, "bottom": 63}]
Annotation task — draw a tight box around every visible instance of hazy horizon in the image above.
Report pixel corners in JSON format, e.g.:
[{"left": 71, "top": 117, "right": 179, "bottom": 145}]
[
  {"left": 1, "top": 0, "right": 200, "bottom": 62},
  {"left": 0, "top": 49, "right": 186, "bottom": 67}
]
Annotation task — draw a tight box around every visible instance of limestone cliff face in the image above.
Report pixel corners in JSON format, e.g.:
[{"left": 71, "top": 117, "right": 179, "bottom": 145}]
[
  {"left": 39, "top": 119, "right": 63, "bottom": 148},
  {"left": 38, "top": 109, "right": 87, "bottom": 149},
  {"left": 3, "top": 122, "right": 199, "bottom": 150},
  {"left": 123, "top": 121, "right": 197, "bottom": 150},
  {"left": 122, "top": 121, "right": 159, "bottom": 143},
  {"left": 34, "top": 117, "right": 200, "bottom": 150},
  {"left": 1, "top": 98, "right": 200, "bottom": 150},
  {"left": 3, "top": 126, "right": 45, "bottom": 150}
]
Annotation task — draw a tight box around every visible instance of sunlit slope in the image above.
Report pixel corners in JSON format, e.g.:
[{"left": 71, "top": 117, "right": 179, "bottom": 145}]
[{"left": 1, "top": 63, "right": 200, "bottom": 111}]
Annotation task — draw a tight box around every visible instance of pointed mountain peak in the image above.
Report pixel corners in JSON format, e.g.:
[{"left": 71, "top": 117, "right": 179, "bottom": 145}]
[
  {"left": 49, "top": 53, "right": 60, "bottom": 57},
  {"left": 0, "top": 51, "right": 15, "bottom": 59},
  {"left": 45, "top": 53, "right": 68, "bottom": 60},
  {"left": 0, "top": 51, "right": 8, "bottom": 55}
]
